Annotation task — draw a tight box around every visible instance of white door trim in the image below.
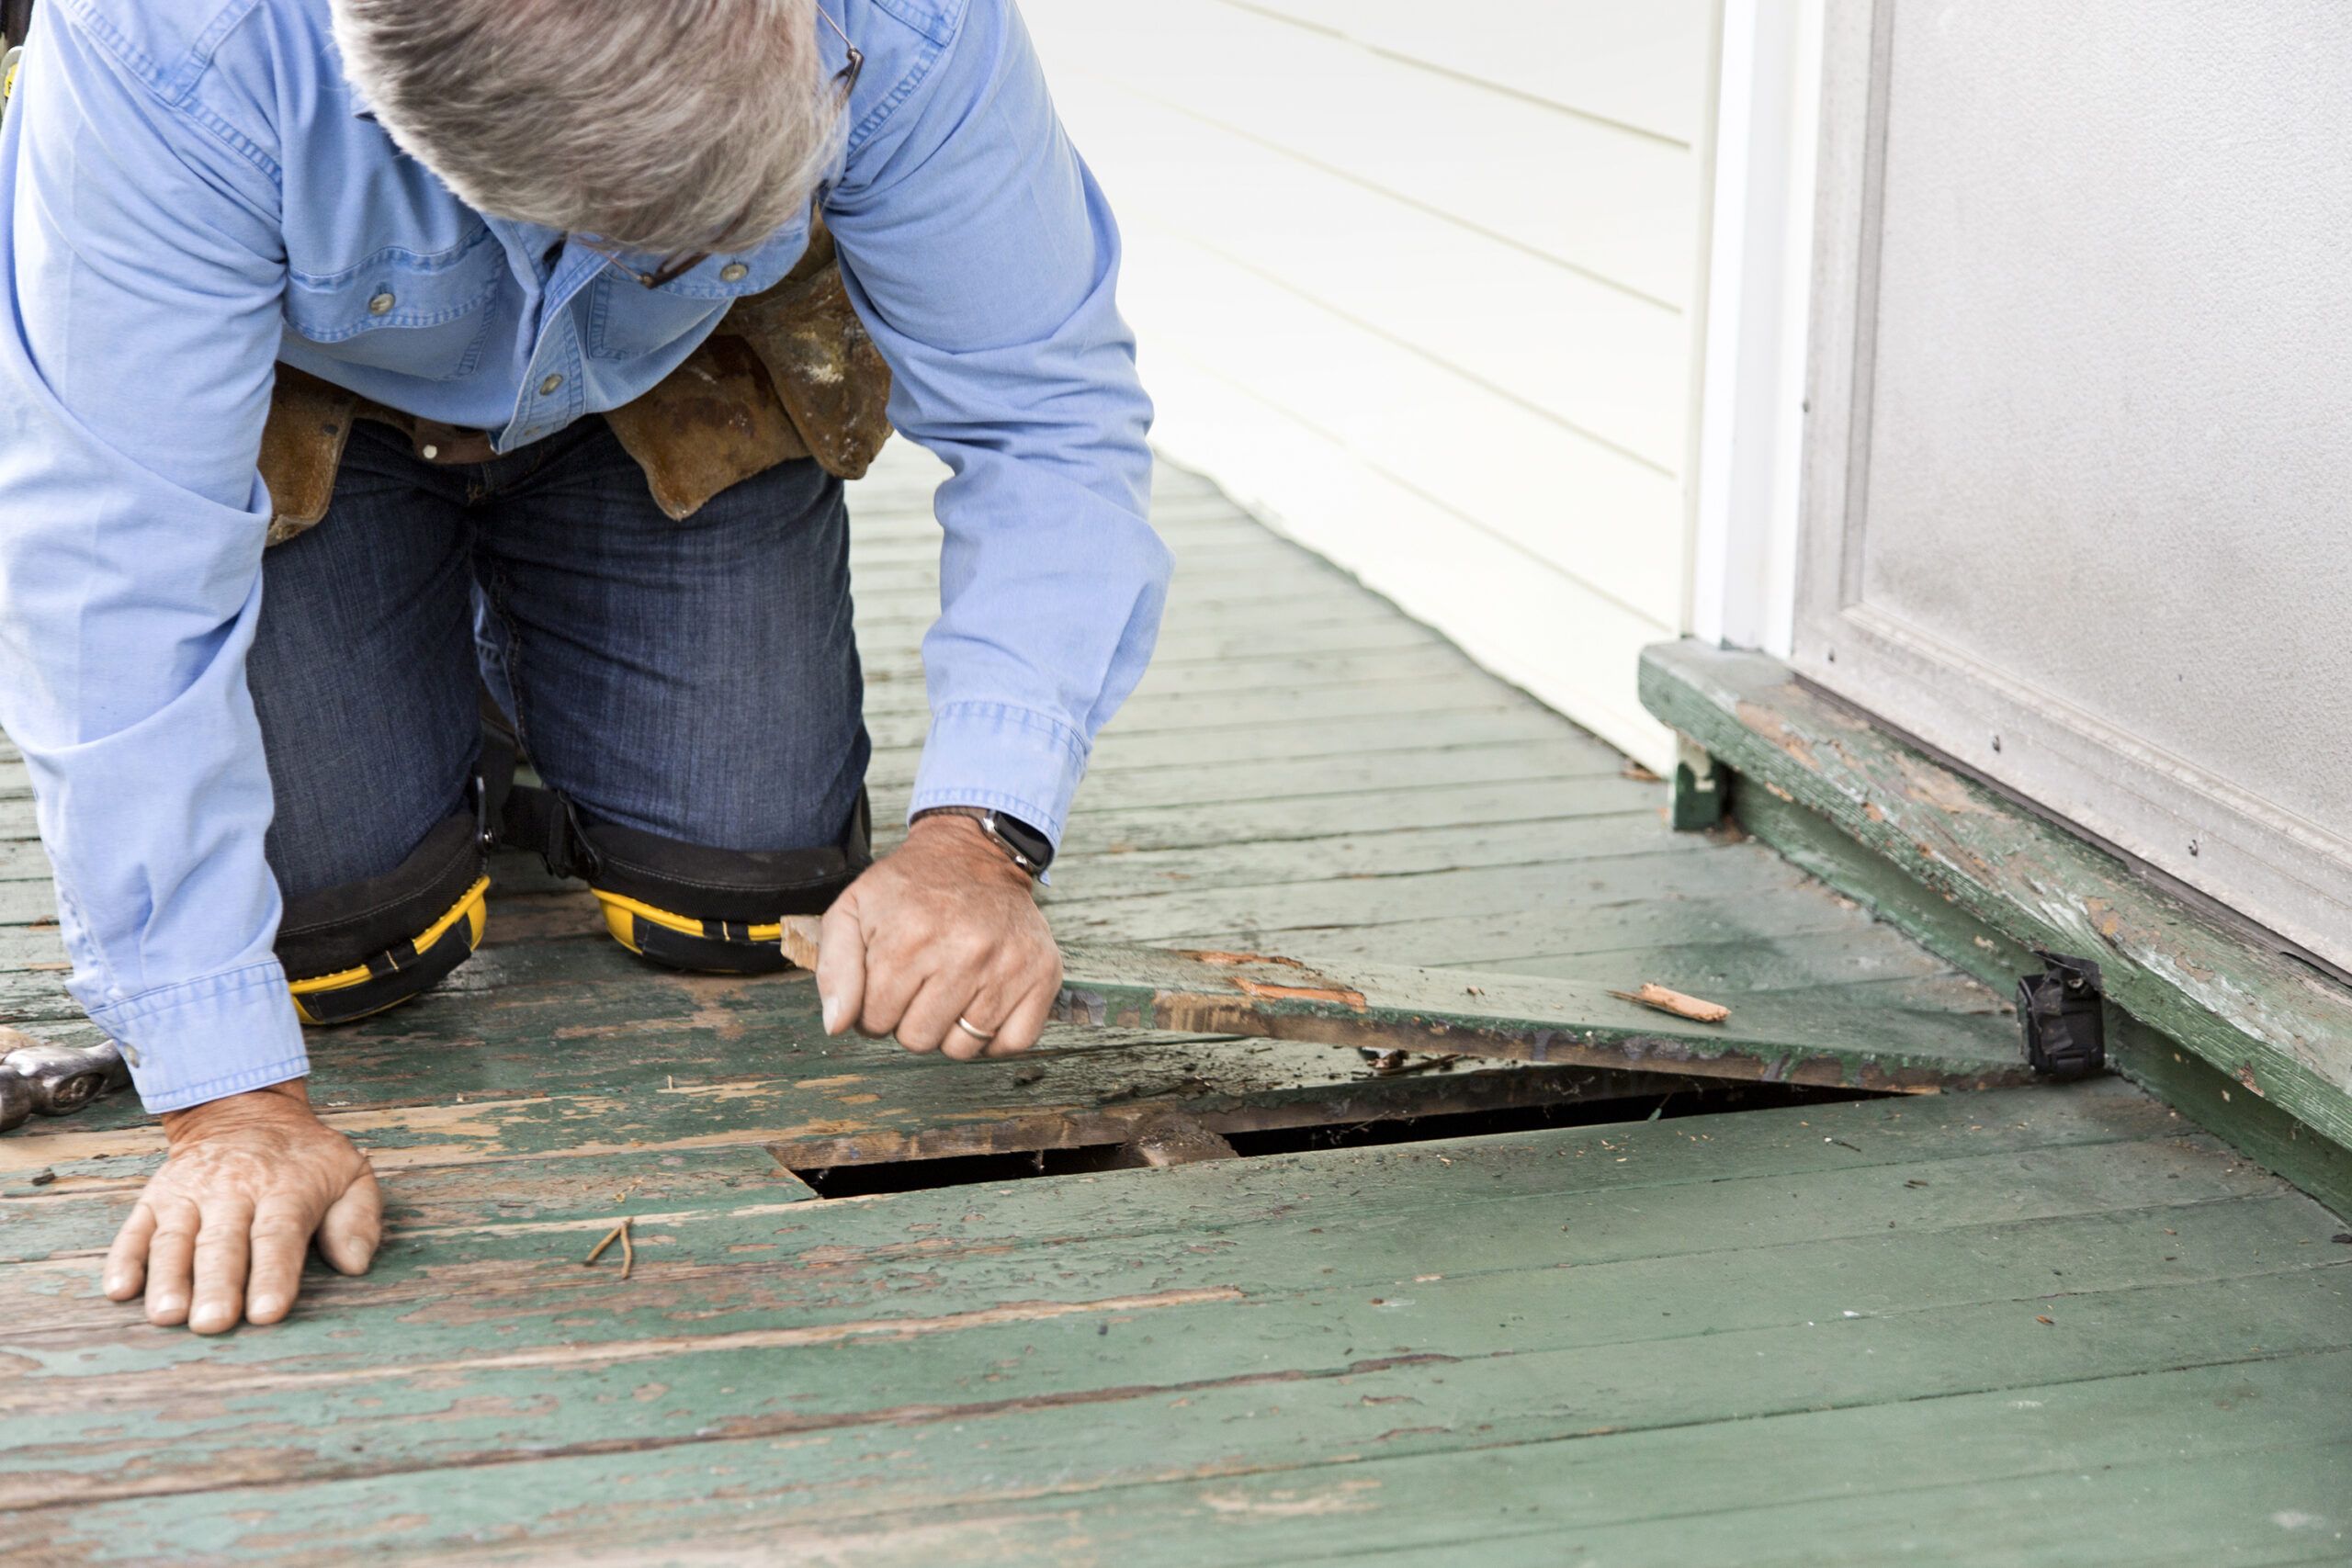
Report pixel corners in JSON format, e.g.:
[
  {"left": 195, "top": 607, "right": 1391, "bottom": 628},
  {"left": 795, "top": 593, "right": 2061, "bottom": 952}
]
[{"left": 1688, "top": 0, "right": 1823, "bottom": 656}]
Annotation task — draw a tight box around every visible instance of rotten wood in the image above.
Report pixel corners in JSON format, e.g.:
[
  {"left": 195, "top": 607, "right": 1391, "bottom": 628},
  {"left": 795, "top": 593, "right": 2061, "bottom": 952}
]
[
  {"left": 1113, "top": 1110, "right": 1238, "bottom": 1168},
  {"left": 1045, "top": 942, "right": 2024, "bottom": 1094},
  {"left": 768, "top": 924, "right": 2020, "bottom": 1098}
]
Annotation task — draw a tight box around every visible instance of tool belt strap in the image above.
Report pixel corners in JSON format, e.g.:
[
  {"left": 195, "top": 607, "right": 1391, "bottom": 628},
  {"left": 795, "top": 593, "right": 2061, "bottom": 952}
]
[{"left": 260, "top": 217, "right": 892, "bottom": 545}]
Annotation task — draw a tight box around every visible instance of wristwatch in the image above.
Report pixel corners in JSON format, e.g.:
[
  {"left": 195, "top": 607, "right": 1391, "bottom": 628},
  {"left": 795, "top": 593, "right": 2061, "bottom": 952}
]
[{"left": 911, "top": 806, "right": 1055, "bottom": 879}]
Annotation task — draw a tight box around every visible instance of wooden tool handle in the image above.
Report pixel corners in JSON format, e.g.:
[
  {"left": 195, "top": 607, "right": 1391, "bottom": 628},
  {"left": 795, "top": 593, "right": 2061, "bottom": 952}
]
[{"left": 780, "top": 914, "right": 824, "bottom": 972}]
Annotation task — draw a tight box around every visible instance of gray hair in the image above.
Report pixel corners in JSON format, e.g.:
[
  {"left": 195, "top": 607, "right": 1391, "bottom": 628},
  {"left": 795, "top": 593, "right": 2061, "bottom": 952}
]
[{"left": 332, "top": 0, "right": 842, "bottom": 254}]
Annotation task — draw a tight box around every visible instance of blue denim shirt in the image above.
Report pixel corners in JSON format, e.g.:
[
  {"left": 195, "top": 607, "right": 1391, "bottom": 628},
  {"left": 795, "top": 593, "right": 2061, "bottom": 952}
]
[{"left": 0, "top": 0, "right": 1168, "bottom": 1111}]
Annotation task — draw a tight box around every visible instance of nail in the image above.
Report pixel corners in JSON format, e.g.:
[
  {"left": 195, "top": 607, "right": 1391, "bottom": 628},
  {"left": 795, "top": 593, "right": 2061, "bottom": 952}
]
[
  {"left": 250, "top": 1294, "right": 284, "bottom": 1319},
  {"left": 820, "top": 993, "right": 840, "bottom": 1032}
]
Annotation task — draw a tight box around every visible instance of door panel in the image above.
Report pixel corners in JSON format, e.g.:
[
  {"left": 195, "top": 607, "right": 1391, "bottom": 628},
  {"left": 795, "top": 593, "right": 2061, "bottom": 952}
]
[{"left": 1795, "top": 0, "right": 2352, "bottom": 969}]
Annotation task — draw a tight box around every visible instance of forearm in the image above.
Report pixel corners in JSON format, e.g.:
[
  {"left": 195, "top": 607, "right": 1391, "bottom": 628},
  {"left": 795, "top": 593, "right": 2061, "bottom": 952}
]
[{"left": 0, "top": 0, "right": 302, "bottom": 1112}]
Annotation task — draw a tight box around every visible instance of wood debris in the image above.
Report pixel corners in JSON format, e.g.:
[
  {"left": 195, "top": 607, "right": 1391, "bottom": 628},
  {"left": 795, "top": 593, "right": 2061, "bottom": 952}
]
[
  {"left": 1608, "top": 983, "right": 1732, "bottom": 1025},
  {"left": 1115, "top": 1111, "right": 1238, "bottom": 1168},
  {"left": 583, "top": 1216, "right": 635, "bottom": 1279}
]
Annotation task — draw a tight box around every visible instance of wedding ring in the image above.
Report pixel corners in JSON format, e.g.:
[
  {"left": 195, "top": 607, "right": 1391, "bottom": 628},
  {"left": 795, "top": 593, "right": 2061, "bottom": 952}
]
[{"left": 954, "top": 1016, "right": 997, "bottom": 1045}]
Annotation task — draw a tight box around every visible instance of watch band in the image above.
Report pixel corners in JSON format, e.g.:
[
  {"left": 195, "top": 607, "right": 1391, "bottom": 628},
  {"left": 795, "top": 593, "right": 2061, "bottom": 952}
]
[{"left": 910, "top": 807, "right": 1053, "bottom": 879}]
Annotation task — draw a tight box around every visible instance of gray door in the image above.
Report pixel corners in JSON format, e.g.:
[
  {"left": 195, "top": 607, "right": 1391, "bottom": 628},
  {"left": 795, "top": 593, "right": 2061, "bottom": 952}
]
[{"left": 1793, "top": 0, "right": 2352, "bottom": 971}]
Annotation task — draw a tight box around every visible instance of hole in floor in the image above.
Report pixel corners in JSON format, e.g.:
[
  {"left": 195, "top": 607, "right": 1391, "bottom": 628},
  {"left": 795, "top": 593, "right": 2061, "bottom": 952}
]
[{"left": 786, "top": 1078, "right": 1887, "bottom": 1199}]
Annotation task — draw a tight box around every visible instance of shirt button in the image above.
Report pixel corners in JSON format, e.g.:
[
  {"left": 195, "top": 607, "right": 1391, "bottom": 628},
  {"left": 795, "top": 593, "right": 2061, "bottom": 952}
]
[
  {"left": 719, "top": 262, "right": 750, "bottom": 283},
  {"left": 538, "top": 374, "right": 564, "bottom": 396},
  {"left": 368, "top": 291, "right": 396, "bottom": 315}
]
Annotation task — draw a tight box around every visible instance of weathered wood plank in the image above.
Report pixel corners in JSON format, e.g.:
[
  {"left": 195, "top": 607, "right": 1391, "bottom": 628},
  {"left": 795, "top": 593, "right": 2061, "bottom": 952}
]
[
  {"left": 852, "top": 583, "right": 1403, "bottom": 640},
  {"left": 902, "top": 671, "right": 1543, "bottom": 739},
  {"left": 1046, "top": 842, "right": 1827, "bottom": 940},
  {"left": 882, "top": 739, "right": 1632, "bottom": 815},
  {"left": 872, "top": 703, "right": 1581, "bottom": 775},
  {"left": 1477, "top": 928, "right": 1961, "bottom": 992},
  {"left": 0, "top": 1094, "right": 2312, "bottom": 1483},
  {"left": 8, "top": 1196, "right": 2327, "bottom": 1517},
  {"left": 601, "top": 1434, "right": 2352, "bottom": 1568},
  {"left": 19, "top": 1346, "right": 2349, "bottom": 1563},
  {"left": 1638, "top": 639, "right": 2352, "bottom": 1155},
  {"left": 893, "top": 701, "right": 1577, "bottom": 770},
  {"left": 0, "top": 1042, "right": 1677, "bottom": 1191},
  {"left": 0, "top": 1144, "right": 815, "bottom": 1266},
  {"left": 1158, "top": 886, "right": 1896, "bottom": 969},
  {"left": 1058, "top": 774, "right": 1659, "bottom": 854},
  {"left": 857, "top": 650, "right": 1503, "bottom": 717},
  {"left": 5, "top": 1077, "right": 2188, "bottom": 1252},
  {"left": 6, "top": 1141, "right": 2339, "bottom": 1553},
  {"left": 1040, "top": 942, "right": 2024, "bottom": 1090},
  {"left": 1045, "top": 814, "right": 1698, "bottom": 904}
]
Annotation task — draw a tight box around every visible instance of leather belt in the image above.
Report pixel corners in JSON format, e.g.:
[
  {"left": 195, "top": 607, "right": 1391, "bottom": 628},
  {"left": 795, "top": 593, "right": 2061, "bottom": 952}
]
[{"left": 352, "top": 404, "right": 503, "bottom": 467}]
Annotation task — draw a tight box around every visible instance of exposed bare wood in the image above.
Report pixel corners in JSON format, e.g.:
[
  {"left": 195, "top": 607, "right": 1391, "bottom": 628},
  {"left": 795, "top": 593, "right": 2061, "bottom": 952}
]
[{"left": 1608, "top": 982, "right": 1732, "bottom": 1024}]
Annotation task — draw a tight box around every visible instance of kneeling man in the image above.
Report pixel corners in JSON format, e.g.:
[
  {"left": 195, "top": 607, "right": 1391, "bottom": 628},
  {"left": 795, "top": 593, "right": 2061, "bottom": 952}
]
[{"left": 0, "top": 0, "right": 1165, "bottom": 1332}]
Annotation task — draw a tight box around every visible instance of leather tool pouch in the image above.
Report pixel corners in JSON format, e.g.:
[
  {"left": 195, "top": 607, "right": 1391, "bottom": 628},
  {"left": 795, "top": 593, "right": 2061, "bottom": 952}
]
[
  {"left": 258, "top": 368, "right": 360, "bottom": 546},
  {"left": 606, "top": 217, "right": 894, "bottom": 518},
  {"left": 257, "top": 216, "right": 894, "bottom": 543}
]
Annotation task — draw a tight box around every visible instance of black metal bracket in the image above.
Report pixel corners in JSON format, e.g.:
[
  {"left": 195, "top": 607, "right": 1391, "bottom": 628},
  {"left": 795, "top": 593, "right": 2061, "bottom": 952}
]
[{"left": 2018, "top": 950, "right": 2107, "bottom": 1079}]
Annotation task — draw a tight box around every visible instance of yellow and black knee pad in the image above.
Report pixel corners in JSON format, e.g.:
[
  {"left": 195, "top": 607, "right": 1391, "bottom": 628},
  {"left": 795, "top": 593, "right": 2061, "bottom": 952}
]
[
  {"left": 498, "top": 784, "right": 870, "bottom": 975},
  {"left": 581, "top": 807, "right": 869, "bottom": 975},
  {"left": 277, "top": 813, "right": 491, "bottom": 1025}
]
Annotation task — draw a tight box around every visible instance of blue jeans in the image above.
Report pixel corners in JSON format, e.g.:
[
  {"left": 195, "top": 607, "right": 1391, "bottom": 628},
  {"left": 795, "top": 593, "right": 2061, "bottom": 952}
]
[{"left": 248, "top": 418, "right": 870, "bottom": 909}]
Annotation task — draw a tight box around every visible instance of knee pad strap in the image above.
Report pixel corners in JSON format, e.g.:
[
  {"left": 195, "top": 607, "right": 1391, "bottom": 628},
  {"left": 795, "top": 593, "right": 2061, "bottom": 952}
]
[
  {"left": 592, "top": 887, "right": 793, "bottom": 974},
  {"left": 278, "top": 813, "right": 491, "bottom": 1025}
]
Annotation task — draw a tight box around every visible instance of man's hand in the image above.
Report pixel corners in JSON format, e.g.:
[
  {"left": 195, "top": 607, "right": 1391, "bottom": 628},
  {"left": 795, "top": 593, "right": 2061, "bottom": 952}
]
[
  {"left": 105, "top": 1079, "right": 380, "bottom": 1334},
  {"left": 817, "top": 813, "right": 1061, "bottom": 1059}
]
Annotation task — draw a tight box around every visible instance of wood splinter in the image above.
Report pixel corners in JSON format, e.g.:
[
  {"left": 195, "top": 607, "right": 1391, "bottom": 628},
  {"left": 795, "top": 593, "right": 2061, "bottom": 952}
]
[
  {"left": 1608, "top": 983, "right": 1732, "bottom": 1026},
  {"left": 583, "top": 1215, "right": 636, "bottom": 1279}
]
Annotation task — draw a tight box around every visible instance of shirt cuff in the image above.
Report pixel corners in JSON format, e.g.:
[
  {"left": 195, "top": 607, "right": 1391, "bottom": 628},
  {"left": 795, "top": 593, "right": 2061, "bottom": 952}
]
[
  {"left": 82, "top": 963, "right": 311, "bottom": 1114},
  {"left": 907, "top": 701, "right": 1091, "bottom": 849}
]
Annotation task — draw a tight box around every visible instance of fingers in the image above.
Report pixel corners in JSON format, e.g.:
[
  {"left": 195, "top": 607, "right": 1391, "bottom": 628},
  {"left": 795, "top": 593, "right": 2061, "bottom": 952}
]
[
  {"left": 815, "top": 893, "right": 868, "bottom": 1038},
  {"left": 892, "top": 973, "right": 967, "bottom": 1057},
  {"left": 105, "top": 1201, "right": 158, "bottom": 1302},
  {"left": 985, "top": 980, "right": 1059, "bottom": 1058},
  {"left": 874, "top": 938, "right": 1059, "bottom": 1060},
  {"left": 319, "top": 1166, "right": 383, "bottom": 1277},
  {"left": 244, "top": 1195, "right": 315, "bottom": 1325},
  {"left": 141, "top": 1197, "right": 200, "bottom": 1326},
  {"left": 188, "top": 1195, "right": 255, "bottom": 1336},
  {"left": 853, "top": 928, "right": 931, "bottom": 1043}
]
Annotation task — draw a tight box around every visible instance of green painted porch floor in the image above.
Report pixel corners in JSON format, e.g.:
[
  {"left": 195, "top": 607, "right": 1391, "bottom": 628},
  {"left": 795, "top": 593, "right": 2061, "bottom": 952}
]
[{"left": 2, "top": 446, "right": 2348, "bottom": 1562}]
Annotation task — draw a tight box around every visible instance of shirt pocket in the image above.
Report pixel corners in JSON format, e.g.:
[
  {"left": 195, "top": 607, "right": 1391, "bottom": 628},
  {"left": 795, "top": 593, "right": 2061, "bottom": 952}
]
[
  {"left": 583, "top": 273, "right": 729, "bottom": 364},
  {"left": 583, "top": 227, "right": 808, "bottom": 363},
  {"left": 282, "top": 224, "right": 505, "bottom": 383}
]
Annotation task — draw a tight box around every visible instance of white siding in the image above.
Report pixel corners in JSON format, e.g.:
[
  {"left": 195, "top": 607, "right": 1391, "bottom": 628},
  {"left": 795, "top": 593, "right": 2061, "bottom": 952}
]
[{"left": 1024, "top": 0, "right": 1718, "bottom": 769}]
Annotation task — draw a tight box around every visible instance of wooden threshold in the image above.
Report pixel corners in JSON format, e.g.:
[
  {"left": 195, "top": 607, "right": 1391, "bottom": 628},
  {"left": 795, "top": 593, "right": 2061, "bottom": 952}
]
[{"left": 1640, "top": 637, "right": 2352, "bottom": 1211}]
